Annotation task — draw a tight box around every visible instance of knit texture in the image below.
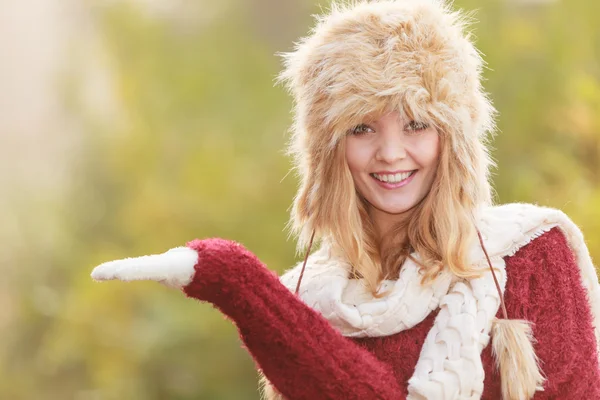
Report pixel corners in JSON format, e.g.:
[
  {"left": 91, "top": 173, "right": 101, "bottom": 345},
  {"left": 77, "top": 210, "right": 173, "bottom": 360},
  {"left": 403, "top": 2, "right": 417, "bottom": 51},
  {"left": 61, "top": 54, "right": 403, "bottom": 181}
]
[
  {"left": 184, "top": 238, "right": 402, "bottom": 400},
  {"left": 482, "top": 227, "right": 600, "bottom": 399},
  {"left": 183, "top": 228, "right": 600, "bottom": 399}
]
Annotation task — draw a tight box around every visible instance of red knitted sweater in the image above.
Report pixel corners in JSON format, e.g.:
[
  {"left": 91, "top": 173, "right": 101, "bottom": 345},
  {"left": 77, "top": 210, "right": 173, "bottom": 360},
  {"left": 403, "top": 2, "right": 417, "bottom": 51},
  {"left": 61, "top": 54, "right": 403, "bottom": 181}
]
[{"left": 183, "top": 227, "right": 600, "bottom": 399}]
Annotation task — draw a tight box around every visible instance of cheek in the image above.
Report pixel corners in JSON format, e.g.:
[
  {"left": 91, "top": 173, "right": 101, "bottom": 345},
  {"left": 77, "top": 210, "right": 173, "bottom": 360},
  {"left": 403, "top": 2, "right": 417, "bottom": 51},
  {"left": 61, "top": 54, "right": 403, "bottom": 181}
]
[
  {"left": 345, "top": 139, "right": 370, "bottom": 173},
  {"left": 415, "top": 133, "right": 440, "bottom": 167}
]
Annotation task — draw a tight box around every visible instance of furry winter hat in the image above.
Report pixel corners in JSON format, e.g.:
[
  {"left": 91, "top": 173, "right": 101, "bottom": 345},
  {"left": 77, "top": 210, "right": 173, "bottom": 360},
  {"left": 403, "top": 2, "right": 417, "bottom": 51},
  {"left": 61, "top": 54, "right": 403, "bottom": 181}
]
[{"left": 278, "top": 0, "right": 497, "bottom": 246}]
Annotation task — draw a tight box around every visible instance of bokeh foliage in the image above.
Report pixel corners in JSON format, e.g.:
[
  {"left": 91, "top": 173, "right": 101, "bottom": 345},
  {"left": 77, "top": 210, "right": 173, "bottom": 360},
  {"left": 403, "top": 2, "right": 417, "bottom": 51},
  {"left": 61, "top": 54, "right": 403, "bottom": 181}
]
[{"left": 1, "top": 0, "right": 599, "bottom": 398}]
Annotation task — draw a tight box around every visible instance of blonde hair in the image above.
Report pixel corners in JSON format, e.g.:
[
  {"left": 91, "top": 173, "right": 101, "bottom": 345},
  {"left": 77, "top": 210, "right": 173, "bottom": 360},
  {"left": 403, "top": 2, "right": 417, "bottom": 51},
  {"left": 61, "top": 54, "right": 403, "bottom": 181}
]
[{"left": 278, "top": 0, "right": 497, "bottom": 294}]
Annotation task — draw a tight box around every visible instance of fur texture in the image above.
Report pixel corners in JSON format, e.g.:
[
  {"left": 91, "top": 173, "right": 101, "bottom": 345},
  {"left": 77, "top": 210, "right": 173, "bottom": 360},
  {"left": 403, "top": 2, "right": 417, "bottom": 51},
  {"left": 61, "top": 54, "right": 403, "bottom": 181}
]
[
  {"left": 259, "top": 373, "right": 285, "bottom": 400},
  {"left": 278, "top": 0, "right": 497, "bottom": 248},
  {"left": 277, "top": 0, "right": 499, "bottom": 298},
  {"left": 491, "top": 318, "right": 545, "bottom": 400}
]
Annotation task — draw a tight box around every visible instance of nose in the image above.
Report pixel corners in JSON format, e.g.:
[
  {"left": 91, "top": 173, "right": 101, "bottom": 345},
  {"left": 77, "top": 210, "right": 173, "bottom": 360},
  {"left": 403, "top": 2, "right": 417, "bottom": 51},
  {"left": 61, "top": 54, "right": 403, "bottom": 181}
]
[{"left": 375, "top": 131, "right": 407, "bottom": 163}]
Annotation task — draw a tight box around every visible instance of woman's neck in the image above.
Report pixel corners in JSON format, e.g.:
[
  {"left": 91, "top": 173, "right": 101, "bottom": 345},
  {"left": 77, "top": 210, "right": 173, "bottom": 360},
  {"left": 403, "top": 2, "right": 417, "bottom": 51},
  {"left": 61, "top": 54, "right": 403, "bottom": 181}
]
[{"left": 369, "top": 206, "right": 410, "bottom": 243}]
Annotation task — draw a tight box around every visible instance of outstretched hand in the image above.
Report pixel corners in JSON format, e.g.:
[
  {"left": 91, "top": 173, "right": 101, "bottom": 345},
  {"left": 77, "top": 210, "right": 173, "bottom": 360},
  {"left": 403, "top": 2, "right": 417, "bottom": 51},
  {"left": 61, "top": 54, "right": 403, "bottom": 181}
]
[{"left": 91, "top": 246, "right": 199, "bottom": 289}]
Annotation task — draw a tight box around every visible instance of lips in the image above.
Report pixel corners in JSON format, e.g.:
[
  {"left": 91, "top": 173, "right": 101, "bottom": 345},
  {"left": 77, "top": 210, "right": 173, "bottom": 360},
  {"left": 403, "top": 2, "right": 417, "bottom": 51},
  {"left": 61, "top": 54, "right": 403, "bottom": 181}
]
[
  {"left": 370, "top": 170, "right": 416, "bottom": 184},
  {"left": 370, "top": 170, "right": 417, "bottom": 188}
]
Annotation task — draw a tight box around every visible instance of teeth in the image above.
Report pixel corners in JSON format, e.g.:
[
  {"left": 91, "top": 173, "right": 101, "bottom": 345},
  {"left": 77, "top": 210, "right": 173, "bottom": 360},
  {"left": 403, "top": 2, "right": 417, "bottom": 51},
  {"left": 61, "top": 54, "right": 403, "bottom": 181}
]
[{"left": 373, "top": 171, "right": 413, "bottom": 183}]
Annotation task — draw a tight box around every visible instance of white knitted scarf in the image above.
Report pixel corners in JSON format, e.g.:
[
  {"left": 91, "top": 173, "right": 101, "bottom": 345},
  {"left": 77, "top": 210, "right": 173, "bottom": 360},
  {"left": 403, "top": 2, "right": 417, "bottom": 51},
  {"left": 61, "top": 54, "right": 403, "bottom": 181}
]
[{"left": 279, "top": 203, "right": 600, "bottom": 400}]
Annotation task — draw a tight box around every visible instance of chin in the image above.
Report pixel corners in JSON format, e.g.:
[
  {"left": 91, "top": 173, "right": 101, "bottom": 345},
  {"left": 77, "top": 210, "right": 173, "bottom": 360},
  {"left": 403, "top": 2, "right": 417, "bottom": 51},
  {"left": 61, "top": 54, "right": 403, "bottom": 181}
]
[{"left": 375, "top": 203, "right": 415, "bottom": 215}]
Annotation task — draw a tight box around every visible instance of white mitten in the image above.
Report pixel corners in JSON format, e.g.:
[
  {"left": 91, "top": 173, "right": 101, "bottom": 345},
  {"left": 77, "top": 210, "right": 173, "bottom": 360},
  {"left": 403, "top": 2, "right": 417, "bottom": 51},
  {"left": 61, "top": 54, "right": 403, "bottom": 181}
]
[{"left": 91, "top": 246, "right": 199, "bottom": 289}]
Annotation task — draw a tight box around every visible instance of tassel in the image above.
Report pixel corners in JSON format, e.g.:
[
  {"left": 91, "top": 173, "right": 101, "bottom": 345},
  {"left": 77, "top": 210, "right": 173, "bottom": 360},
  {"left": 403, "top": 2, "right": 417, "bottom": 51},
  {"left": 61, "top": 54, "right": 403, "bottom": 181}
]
[
  {"left": 259, "top": 372, "right": 286, "bottom": 400},
  {"left": 478, "top": 229, "right": 545, "bottom": 399},
  {"left": 491, "top": 318, "right": 546, "bottom": 400}
]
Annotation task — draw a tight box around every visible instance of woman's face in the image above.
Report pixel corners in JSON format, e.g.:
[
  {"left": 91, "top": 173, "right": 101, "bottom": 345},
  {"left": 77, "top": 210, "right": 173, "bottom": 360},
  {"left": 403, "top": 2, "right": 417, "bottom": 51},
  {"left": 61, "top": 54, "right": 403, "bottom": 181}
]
[{"left": 345, "top": 111, "right": 440, "bottom": 226}]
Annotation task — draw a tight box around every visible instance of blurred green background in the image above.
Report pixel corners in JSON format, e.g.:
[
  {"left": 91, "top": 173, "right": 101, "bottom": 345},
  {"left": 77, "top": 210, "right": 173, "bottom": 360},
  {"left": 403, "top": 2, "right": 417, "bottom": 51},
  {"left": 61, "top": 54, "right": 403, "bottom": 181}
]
[{"left": 1, "top": 0, "right": 599, "bottom": 398}]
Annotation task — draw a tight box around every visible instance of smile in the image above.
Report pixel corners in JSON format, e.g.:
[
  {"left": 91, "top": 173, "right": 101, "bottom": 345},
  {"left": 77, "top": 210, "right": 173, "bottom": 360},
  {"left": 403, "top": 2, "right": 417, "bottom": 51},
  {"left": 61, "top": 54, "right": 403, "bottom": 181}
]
[{"left": 370, "top": 170, "right": 417, "bottom": 188}]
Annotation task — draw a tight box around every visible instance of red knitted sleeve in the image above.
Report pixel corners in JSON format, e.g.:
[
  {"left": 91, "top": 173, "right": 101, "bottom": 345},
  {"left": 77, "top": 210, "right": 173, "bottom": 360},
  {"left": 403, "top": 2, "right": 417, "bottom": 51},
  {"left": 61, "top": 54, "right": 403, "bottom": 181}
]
[
  {"left": 182, "top": 238, "right": 403, "bottom": 400},
  {"left": 483, "top": 227, "right": 600, "bottom": 398}
]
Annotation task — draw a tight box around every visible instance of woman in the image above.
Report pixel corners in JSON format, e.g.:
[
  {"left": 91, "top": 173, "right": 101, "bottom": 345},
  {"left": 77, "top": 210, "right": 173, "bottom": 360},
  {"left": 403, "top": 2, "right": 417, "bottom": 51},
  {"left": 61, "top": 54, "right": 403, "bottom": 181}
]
[{"left": 91, "top": 0, "right": 600, "bottom": 399}]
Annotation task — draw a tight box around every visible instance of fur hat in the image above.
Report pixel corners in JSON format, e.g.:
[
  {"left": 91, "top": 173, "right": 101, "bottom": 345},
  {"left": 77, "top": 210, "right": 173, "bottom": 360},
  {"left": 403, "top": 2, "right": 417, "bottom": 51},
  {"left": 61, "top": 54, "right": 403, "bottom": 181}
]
[{"left": 278, "top": 0, "right": 497, "bottom": 245}]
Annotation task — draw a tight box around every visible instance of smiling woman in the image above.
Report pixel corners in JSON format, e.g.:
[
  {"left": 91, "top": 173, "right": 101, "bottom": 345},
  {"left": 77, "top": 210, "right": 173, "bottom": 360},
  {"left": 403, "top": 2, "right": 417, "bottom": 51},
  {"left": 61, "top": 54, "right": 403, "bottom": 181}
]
[
  {"left": 345, "top": 111, "right": 441, "bottom": 238},
  {"left": 91, "top": 1, "right": 600, "bottom": 399}
]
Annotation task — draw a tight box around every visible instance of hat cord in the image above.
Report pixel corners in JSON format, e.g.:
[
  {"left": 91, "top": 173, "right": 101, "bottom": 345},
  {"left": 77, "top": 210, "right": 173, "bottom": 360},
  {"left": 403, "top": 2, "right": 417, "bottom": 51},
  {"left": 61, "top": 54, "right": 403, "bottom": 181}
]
[{"left": 294, "top": 230, "right": 316, "bottom": 295}]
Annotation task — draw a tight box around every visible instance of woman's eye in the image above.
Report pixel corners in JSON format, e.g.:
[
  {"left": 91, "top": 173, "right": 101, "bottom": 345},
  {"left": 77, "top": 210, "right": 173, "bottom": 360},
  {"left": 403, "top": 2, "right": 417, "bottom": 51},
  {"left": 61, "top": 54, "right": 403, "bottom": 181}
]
[
  {"left": 349, "top": 124, "right": 374, "bottom": 135},
  {"left": 405, "top": 121, "right": 429, "bottom": 133}
]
